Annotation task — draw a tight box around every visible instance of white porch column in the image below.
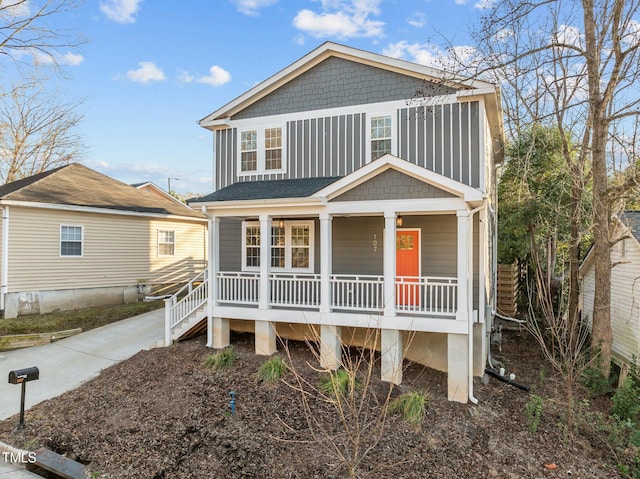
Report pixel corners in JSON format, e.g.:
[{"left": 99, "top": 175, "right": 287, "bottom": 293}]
[
  {"left": 381, "top": 329, "right": 403, "bottom": 385},
  {"left": 256, "top": 214, "right": 276, "bottom": 355},
  {"left": 447, "top": 333, "right": 469, "bottom": 402},
  {"left": 207, "top": 215, "right": 229, "bottom": 349},
  {"left": 383, "top": 211, "right": 397, "bottom": 317},
  {"left": 258, "top": 214, "right": 271, "bottom": 310},
  {"left": 319, "top": 212, "right": 332, "bottom": 314},
  {"left": 320, "top": 325, "right": 342, "bottom": 370},
  {"left": 456, "top": 210, "right": 470, "bottom": 322}
]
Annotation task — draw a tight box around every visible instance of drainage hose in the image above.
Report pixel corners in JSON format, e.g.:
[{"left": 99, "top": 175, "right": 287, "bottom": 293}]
[{"left": 484, "top": 368, "right": 530, "bottom": 392}]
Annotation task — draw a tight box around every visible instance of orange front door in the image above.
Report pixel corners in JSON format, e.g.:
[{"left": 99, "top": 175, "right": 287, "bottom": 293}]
[{"left": 396, "top": 230, "right": 420, "bottom": 306}]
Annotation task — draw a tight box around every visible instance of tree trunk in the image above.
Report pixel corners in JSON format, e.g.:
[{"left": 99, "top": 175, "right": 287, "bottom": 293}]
[{"left": 582, "top": 0, "right": 613, "bottom": 378}]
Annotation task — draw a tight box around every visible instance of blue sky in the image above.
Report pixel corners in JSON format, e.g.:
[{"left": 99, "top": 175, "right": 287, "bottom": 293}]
[{"left": 26, "top": 0, "right": 494, "bottom": 195}]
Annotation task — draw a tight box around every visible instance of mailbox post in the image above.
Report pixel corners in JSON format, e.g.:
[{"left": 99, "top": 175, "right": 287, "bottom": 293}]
[{"left": 8, "top": 366, "right": 39, "bottom": 430}]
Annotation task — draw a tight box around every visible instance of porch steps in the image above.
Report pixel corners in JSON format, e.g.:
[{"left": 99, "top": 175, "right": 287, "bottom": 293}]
[{"left": 171, "top": 305, "right": 208, "bottom": 342}]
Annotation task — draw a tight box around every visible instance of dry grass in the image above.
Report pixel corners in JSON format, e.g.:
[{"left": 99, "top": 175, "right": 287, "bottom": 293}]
[{"left": 0, "top": 300, "right": 164, "bottom": 336}]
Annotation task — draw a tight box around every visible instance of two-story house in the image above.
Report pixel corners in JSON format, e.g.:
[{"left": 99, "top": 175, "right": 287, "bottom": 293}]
[{"left": 168, "top": 42, "right": 504, "bottom": 403}]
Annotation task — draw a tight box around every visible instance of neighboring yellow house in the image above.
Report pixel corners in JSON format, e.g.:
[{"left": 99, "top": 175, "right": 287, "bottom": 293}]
[{"left": 0, "top": 163, "right": 207, "bottom": 318}]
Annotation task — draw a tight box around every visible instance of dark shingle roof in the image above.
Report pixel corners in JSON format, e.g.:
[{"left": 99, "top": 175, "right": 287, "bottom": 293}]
[
  {"left": 190, "top": 176, "right": 342, "bottom": 203},
  {"left": 620, "top": 211, "right": 640, "bottom": 242},
  {"left": 0, "top": 163, "right": 205, "bottom": 219}
]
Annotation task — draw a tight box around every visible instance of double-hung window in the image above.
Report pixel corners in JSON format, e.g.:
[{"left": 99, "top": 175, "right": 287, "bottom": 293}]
[
  {"left": 370, "top": 114, "right": 393, "bottom": 161},
  {"left": 242, "top": 221, "right": 313, "bottom": 272},
  {"left": 238, "top": 126, "right": 285, "bottom": 174},
  {"left": 60, "top": 225, "right": 83, "bottom": 257},
  {"left": 158, "top": 230, "right": 175, "bottom": 256}
]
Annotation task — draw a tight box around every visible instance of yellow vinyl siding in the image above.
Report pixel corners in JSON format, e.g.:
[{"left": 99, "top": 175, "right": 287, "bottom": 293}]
[{"left": 7, "top": 206, "right": 206, "bottom": 292}]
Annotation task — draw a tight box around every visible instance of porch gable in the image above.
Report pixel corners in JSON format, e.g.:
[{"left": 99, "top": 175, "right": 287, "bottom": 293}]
[{"left": 331, "top": 168, "right": 456, "bottom": 202}]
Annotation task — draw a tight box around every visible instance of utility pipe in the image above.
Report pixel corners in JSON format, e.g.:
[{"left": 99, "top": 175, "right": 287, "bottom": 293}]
[{"left": 467, "top": 203, "right": 487, "bottom": 405}]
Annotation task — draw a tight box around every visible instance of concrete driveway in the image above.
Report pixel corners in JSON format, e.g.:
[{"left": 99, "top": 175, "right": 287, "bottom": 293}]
[{"left": 0, "top": 308, "right": 165, "bottom": 421}]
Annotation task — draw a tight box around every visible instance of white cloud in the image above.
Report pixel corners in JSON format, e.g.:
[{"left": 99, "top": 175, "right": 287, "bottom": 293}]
[
  {"left": 100, "top": 0, "right": 143, "bottom": 24},
  {"left": 62, "top": 52, "right": 84, "bottom": 66},
  {"left": 197, "top": 65, "right": 231, "bottom": 87},
  {"left": 454, "top": 0, "right": 467, "bottom": 4},
  {"left": 407, "top": 11, "right": 426, "bottom": 28},
  {"left": 474, "top": 0, "right": 495, "bottom": 9},
  {"left": 126, "top": 61, "right": 166, "bottom": 83},
  {"left": 383, "top": 41, "right": 441, "bottom": 67},
  {"left": 1, "top": 0, "right": 30, "bottom": 17},
  {"left": 554, "top": 24, "right": 583, "bottom": 48},
  {"left": 178, "top": 70, "right": 195, "bottom": 84},
  {"left": 232, "top": 0, "right": 279, "bottom": 16},
  {"left": 293, "top": 0, "right": 384, "bottom": 39}
]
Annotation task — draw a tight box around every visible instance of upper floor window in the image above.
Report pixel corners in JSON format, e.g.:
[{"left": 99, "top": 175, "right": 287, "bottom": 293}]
[
  {"left": 60, "top": 225, "right": 83, "bottom": 257},
  {"left": 370, "top": 114, "right": 392, "bottom": 161},
  {"left": 238, "top": 126, "right": 285, "bottom": 175},
  {"left": 158, "top": 230, "right": 175, "bottom": 256}
]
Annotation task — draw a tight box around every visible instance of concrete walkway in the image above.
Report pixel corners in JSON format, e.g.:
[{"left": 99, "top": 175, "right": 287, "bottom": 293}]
[
  {"left": 0, "top": 308, "right": 165, "bottom": 475},
  {"left": 0, "top": 308, "right": 164, "bottom": 420}
]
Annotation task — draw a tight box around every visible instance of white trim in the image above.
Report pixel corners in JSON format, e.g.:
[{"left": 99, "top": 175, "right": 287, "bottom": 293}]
[
  {"left": 199, "top": 42, "right": 494, "bottom": 126},
  {"left": 60, "top": 224, "right": 84, "bottom": 258},
  {"left": 237, "top": 125, "right": 287, "bottom": 177},
  {"left": 1, "top": 206, "right": 9, "bottom": 311},
  {"left": 0, "top": 200, "right": 206, "bottom": 223},
  {"left": 314, "top": 154, "right": 483, "bottom": 202},
  {"left": 157, "top": 229, "right": 176, "bottom": 257},
  {"left": 135, "top": 182, "right": 188, "bottom": 207},
  {"left": 241, "top": 220, "right": 315, "bottom": 274},
  {"left": 366, "top": 112, "right": 396, "bottom": 164}
]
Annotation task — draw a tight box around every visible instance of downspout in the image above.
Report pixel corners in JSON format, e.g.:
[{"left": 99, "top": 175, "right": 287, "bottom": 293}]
[
  {"left": 467, "top": 203, "right": 487, "bottom": 405},
  {"left": 1, "top": 206, "right": 8, "bottom": 315}
]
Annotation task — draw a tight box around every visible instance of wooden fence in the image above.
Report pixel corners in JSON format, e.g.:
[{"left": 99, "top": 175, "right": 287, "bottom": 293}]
[{"left": 497, "top": 262, "right": 521, "bottom": 317}]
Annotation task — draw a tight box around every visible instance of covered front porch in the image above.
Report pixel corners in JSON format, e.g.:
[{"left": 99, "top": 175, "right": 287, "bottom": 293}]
[{"left": 179, "top": 156, "right": 489, "bottom": 402}]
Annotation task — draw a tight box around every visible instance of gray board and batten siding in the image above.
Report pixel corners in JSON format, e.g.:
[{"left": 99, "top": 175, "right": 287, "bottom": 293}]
[{"left": 214, "top": 58, "right": 483, "bottom": 191}]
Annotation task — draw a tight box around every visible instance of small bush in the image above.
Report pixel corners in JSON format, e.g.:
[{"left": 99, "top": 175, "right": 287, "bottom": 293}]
[
  {"left": 202, "top": 348, "right": 236, "bottom": 370},
  {"left": 319, "top": 369, "right": 360, "bottom": 398},
  {"left": 525, "top": 394, "right": 544, "bottom": 433},
  {"left": 389, "top": 390, "right": 429, "bottom": 427},
  {"left": 613, "top": 377, "right": 640, "bottom": 423},
  {"left": 258, "top": 356, "right": 287, "bottom": 382}
]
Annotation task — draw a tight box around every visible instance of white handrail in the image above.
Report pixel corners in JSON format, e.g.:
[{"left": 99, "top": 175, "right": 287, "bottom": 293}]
[
  {"left": 165, "top": 268, "right": 209, "bottom": 345},
  {"left": 270, "top": 273, "right": 321, "bottom": 308},
  {"left": 395, "top": 276, "right": 457, "bottom": 315}
]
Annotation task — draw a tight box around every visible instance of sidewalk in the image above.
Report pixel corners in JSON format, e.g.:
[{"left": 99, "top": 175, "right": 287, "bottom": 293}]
[{"left": 0, "top": 308, "right": 165, "bottom": 476}]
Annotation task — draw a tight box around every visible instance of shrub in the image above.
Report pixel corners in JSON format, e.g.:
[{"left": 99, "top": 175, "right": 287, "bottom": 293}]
[
  {"left": 319, "top": 369, "right": 360, "bottom": 398},
  {"left": 258, "top": 356, "right": 287, "bottom": 382},
  {"left": 613, "top": 377, "right": 640, "bottom": 423},
  {"left": 389, "top": 390, "right": 429, "bottom": 427},
  {"left": 524, "top": 394, "right": 544, "bottom": 433},
  {"left": 202, "top": 348, "right": 236, "bottom": 370}
]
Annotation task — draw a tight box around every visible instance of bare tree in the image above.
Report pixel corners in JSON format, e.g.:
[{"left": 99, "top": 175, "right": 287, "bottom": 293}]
[
  {"left": 0, "top": 76, "right": 84, "bottom": 183},
  {"left": 0, "top": 0, "right": 83, "bottom": 68},
  {"left": 468, "top": 0, "right": 640, "bottom": 378}
]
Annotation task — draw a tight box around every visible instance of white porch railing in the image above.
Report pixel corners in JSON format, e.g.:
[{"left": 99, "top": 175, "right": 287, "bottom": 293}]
[
  {"left": 395, "top": 276, "right": 457, "bottom": 316},
  {"left": 165, "top": 268, "right": 208, "bottom": 344},
  {"left": 330, "top": 274, "right": 384, "bottom": 311},
  {"left": 270, "top": 273, "right": 321, "bottom": 308},
  {"left": 217, "top": 271, "right": 259, "bottom": 304}
]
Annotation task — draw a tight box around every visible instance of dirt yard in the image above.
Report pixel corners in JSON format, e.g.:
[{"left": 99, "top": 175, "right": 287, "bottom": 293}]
[{"left": 0, "top": 329, "right": 621, "bottom": 478}]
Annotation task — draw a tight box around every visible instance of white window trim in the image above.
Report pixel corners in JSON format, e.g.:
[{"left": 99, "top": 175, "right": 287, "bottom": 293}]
[
  {"left": 60, "top": 224, "right": 83, "bottom": 258},
  {"left": 237, "top": 125, "right": 287, "bottom": 176},
  {"left": 366, "top": 112, "right": 396, "bottom": 163},
  {"left": 241, "top": 220, "right": 314, "bottom": 273},
  {"left": 158, "top": 230, "right": 176, "bottom": 257}
]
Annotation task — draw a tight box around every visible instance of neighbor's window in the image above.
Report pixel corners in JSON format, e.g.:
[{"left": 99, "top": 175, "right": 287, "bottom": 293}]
[
  {"left": 60, "top": 225, "right": 83, "bottom": 257},
  {"left": 240, "top": 130, "right": 258, "bottom": 172},
  {"left": 158, "top": 230, "right": 175, "bottom": 256},
  {"left": 238, "top": 126, "right": 285, "bottom": 174},
  {"left": 370, "top": 115, "right": 392, "bottom": 161},
  {"left": 242, "top": 221, "right": 313, "bottom": 272}
]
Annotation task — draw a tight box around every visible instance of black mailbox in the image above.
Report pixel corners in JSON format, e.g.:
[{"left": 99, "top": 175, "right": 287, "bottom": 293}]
[{"left": 8, "top": 367, "right": 39, "bottom": 384}]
